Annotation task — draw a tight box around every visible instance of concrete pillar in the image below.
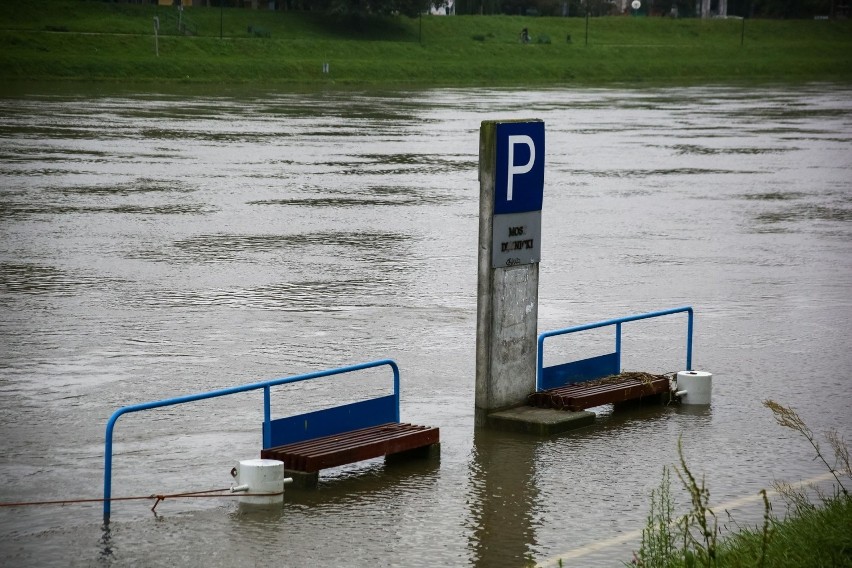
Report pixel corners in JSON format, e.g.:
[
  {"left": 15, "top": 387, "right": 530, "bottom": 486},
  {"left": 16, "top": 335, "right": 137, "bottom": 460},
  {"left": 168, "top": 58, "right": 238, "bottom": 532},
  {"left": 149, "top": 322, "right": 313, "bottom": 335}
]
[{"left": 476, "top": 120, "right": 544, "bottom": 424}]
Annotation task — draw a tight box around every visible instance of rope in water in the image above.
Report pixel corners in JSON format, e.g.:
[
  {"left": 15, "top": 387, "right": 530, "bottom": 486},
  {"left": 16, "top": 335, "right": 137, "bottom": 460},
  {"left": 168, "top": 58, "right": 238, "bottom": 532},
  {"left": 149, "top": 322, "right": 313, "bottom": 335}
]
[{"left": 0, "top": 487, "right": 285, "bottom": 513}]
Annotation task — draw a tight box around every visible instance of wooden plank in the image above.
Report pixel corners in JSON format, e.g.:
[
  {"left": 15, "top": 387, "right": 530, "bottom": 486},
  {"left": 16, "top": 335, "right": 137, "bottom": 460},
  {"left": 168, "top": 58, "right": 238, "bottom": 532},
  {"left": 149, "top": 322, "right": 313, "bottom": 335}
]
[
  {"left": 301, "top": 428, "right": 439, "bottom": 472},
  {"left": 261, "top": 423, "right": 440, "bottom": 473},
  {"left": 277, "top": 425, "right": 430, "bottom": 470},
  {"left": 281, "top": 427, "right": 438, "bottom": 472},
  {"left": 530, "top": 377, "right": 669, "bottom": 411},
  {"left": 565, "top": 379, "right": 669, "bottom": 410},
  {"left": 296, "top": 425, "right": 433, "bottom": 456},
  {"left": 267, "top": 423, "right": 402, "bottom": 455}
]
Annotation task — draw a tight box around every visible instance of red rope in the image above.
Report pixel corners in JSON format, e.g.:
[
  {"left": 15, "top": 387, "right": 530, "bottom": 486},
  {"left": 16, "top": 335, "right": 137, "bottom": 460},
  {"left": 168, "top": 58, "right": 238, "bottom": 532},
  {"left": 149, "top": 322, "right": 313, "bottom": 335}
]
[{"left": 0, "top": 488, "right": 285, "bottom": 511}]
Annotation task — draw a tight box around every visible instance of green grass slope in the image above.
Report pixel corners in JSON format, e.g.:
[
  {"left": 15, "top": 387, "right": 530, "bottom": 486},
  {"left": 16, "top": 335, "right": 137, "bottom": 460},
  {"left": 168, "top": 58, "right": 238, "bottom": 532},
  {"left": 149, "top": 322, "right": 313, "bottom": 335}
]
[{"left": 1, "top": 1, "right": 851, "bottom": 87}]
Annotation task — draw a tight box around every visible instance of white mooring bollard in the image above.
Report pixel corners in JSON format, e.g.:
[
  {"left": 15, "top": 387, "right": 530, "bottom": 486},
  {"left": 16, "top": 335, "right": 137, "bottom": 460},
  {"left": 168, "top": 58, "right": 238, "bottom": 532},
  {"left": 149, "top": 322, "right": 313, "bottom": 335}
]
[
  {"left": 674, "top": 371, "right": 712, "bottom": 405},
  {"left": 230, "top": 458, "right": 292, "bottom": 506}
]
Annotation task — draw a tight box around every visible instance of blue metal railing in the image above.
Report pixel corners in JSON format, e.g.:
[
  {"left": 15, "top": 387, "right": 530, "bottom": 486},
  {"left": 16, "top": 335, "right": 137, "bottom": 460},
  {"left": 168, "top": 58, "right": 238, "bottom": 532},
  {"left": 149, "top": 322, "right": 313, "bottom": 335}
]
[
  {"left": 103, "top": 359, "right": 399, "bottom": 520},
  {"left": 536, "top": 306, "right": 694, "bottom": 391}
]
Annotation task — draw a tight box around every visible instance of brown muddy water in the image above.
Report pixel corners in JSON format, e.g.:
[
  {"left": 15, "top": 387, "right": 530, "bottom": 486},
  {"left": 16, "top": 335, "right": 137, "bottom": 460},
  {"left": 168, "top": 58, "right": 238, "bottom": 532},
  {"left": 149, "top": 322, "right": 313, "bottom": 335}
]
[{"left": 0, "top": 85, "right": 850, "bottom": 567}]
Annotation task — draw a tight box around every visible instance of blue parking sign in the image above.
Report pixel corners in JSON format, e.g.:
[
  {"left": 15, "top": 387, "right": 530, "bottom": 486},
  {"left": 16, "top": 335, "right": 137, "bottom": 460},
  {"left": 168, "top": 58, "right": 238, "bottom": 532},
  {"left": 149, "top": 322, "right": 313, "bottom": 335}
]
[{"left": 494, "top": 121, "right": 545, "bottom": 215}]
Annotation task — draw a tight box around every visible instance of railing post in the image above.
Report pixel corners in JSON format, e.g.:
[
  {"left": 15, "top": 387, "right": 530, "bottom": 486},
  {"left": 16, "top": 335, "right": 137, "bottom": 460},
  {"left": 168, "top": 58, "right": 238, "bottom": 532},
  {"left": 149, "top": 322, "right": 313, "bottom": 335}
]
[
  {"left": 536, "top": 334, "right": 545, "bottom": 392},
  {"left": 391, "top": 361, "right": 401, "bottom": 423},
  {"left": 104, "top": 422, "right": 114, "bottom": 521},
  {"left": 615, "top": 322, "right": 622, "bottom": 373},
  {"left": 263, "top": 386, "right": 271, "bottom": 449},
  {"left": 103, "top": 407, "right": 128, "bottom": 522},
  {"left": 686, "top": 308, "right": 694, "bottom": 370}
]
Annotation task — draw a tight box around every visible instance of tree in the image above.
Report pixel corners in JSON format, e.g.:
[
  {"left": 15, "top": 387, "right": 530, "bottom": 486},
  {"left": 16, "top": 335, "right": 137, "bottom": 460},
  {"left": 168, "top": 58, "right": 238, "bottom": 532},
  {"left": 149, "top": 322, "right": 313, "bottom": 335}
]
[
  {"left": 750, "top": 0, "right": 832, "bottom": 17},
  {"left": 321, "top": 0, "right": 427, "bottom": 17}
]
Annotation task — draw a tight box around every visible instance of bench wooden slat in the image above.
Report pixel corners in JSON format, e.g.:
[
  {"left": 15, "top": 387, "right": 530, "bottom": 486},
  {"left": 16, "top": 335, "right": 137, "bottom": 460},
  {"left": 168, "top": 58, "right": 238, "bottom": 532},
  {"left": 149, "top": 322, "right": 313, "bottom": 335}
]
[
  {"left": 267, "top": 423, "right": 404, "bottom": 454},
  {"left": 535, "top": 378, "right": 667, "bottom": 399},
  {"left": 265, "top": 424, "right": 439, "bottom": 472},
  {"left": 530, "top": 377, "right": 669, "bottom": 411},
  {"left": 261, "top": 423, "right": 439, "bottom": 473},
  {"left": 285, "top": 425, "right": 432, "bottom": 457},
  {"left": 566, "top": 380, "right": 668, "bottom": 410},
  {"left": 298, "top": 427, "right": 437, "bottom": 472},
  {"left": 275, "top": 424, "right": 428, "bottom": 467}
]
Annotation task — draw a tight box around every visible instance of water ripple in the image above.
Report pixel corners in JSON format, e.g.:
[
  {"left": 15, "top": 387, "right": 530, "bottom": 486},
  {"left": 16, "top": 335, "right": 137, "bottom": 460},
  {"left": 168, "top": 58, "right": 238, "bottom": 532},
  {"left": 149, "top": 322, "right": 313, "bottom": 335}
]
[
  {"left": 131, "top": 230, "right": 411, "bottom": 264},
  {"left": 0, "top": 263, "right": 122, "bottom": 296}
]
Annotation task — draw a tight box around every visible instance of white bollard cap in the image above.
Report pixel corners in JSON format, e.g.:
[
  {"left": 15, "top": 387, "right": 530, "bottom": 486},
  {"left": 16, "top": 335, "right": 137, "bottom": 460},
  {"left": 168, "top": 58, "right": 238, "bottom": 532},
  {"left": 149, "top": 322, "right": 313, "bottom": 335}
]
[
  {"left": 676, "top": 370, "right": 712, "bottom": 406},
  {"left": 234, "top": 459, "right": 285, "bottom": 506}
]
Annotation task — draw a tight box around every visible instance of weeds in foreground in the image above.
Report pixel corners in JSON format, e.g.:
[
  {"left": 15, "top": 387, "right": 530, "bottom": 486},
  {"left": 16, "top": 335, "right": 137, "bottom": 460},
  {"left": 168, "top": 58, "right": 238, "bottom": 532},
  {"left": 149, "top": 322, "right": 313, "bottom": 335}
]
[
  {"left": 629, "top": 400, "right": 851, "bottom": 568},
  {"left": 763, "top": 399, "right": 849, "bottom": 498},
  {"left": 757, "top": 489, "right": 773, "bottom": 568},
  {"left": 632, "top": 439, "right": 724, "bottom": 568},
  {"left": 633, "top": 466, "right": 676, "bottom": 568},
  {"left": 672, "top": 436, "right": 718, "bottom": 567}
]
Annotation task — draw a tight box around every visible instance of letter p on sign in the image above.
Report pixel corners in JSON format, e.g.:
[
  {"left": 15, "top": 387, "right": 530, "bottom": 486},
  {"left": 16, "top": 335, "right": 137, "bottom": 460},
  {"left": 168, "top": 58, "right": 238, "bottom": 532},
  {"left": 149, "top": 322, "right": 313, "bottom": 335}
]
[
  {"left": 507, "top": 135, "right": 535, "bottom": 202},
  {"left": 494, "top": 121, "right": 544, "bottom": 215}
]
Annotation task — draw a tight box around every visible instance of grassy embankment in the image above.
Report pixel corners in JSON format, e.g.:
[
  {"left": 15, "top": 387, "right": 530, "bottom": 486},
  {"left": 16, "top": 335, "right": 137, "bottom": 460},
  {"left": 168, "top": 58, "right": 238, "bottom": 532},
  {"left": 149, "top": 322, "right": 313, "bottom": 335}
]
[
  {"left": 627, "top": 401, "right": 852, "bottom": 568},
  {"left": 1, "top": 0, "right": 851, "bottom": 87}
]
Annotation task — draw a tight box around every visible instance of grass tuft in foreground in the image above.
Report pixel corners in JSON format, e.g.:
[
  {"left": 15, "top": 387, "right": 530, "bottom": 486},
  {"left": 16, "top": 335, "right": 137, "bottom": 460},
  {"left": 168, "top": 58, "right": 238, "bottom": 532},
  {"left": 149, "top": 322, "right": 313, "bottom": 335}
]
[{"left": 628, "top": 400, "right": 852, "bottom": 568}]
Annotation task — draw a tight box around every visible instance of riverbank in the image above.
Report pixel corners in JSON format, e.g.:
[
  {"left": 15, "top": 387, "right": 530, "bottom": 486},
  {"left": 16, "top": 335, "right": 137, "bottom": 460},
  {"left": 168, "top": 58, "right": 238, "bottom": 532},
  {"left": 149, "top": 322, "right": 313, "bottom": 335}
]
[
  {"left": 628, "top": 401, "right": 852, "bottom": 568},
  {"left": 1, "top": 1, "right": 851, "bottom": 87}
]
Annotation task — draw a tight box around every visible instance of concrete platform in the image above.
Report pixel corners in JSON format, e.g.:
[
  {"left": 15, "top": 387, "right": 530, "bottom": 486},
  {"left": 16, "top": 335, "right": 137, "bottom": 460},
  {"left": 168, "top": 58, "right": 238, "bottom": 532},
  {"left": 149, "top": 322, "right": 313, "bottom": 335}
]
[{"left": 486, "top": 405, "right": 595, "bottom": 435}]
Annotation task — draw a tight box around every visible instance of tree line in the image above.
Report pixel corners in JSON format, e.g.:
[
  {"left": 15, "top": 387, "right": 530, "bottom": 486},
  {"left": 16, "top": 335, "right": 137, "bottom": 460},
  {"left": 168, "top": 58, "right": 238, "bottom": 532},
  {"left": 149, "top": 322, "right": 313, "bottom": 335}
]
[{"left": 109, "top": 0, "right": 845, "bottom": 19}]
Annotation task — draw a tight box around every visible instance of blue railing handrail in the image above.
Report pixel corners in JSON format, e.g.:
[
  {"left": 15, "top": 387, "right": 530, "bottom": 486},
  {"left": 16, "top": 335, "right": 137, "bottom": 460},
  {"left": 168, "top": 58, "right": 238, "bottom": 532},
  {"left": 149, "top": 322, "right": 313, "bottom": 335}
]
[
  {"left": 536, "top": 306, "right": 694, "bottom": 391},
  {"left": 103, "top": 359, "right": 399, "bottom": 521}
]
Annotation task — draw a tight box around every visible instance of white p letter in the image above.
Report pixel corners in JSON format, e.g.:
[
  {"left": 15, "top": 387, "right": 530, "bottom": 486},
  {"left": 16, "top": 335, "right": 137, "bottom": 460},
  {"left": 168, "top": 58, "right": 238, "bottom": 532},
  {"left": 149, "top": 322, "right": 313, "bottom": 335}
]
[{"left": 507, "top": 135, "right": 535, "bottom": 202}]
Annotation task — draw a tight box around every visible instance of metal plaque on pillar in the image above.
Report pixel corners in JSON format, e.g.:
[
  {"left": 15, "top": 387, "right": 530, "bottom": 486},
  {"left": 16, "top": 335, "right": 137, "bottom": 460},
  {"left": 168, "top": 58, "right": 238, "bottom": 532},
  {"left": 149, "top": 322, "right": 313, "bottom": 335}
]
[
  {"left": 491, "top": 121, "right": 545, "bottom": 268},
  {"left": 492, "top": 210, "right": 542, "bottom": 268}
]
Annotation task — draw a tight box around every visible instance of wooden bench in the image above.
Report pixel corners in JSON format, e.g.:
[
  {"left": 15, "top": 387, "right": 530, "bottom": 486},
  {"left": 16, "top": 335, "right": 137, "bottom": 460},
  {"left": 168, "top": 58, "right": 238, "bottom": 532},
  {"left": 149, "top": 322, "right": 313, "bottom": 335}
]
[
  {"left": 529, "top": 373, "right": 671, "bottom": 411},
  {"left": 532, "top": 307, "right": 693, "bottom": 414},
  {"left": 258, "top": 364, "right": 439, "bottom": 488},
  {"left": 262, "top": 423, "right": 439, "bottom": 473}
]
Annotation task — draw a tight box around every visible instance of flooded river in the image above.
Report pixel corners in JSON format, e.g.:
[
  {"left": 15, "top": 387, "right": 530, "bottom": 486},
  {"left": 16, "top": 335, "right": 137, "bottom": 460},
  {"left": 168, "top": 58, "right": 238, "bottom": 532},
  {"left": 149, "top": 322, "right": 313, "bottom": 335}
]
[{"left": 1, "top": 84, "right": 850, "bottom": 566}]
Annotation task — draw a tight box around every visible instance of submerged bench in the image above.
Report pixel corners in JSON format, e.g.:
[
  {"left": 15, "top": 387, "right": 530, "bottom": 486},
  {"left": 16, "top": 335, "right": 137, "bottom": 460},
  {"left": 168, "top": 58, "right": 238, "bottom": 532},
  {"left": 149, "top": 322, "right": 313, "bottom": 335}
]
[
  {"left": 103, "top": 359, "right": 436, "bottom": 518},
  {"left": 259, "top": 359, "right": 439, "bottom": 488},
  {"left": 532, "top": 307, "right": 694, "bottom": 411},
  {"left": 529, "top": 372, "right": 671, "bottom": 411}
]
